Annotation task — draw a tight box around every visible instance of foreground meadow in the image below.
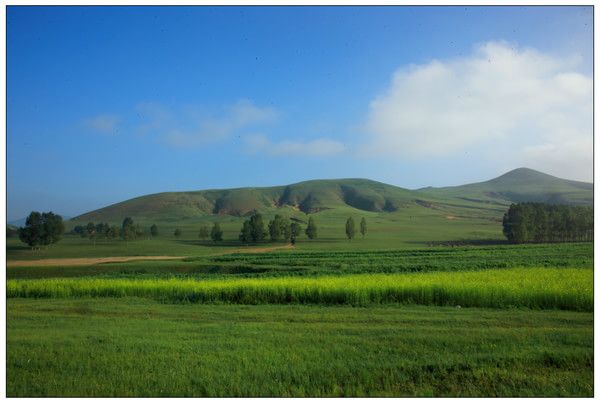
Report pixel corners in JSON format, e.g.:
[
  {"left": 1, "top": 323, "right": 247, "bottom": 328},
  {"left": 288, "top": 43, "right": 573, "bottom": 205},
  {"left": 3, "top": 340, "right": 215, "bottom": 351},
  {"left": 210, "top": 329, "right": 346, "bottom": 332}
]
[
  {"left": 7, "top": 300, "right": 593, "bottom": 397},
  {"left": 6, "top": 242, "right": 594, "bottom": 397}
]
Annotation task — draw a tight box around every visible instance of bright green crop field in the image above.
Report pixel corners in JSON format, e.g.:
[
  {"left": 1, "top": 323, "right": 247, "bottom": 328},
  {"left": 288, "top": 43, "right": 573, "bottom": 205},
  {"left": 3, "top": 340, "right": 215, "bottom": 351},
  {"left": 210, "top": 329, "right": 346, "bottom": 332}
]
[{"left": 6, "top": 238, "right": 594, "bottom": 397}]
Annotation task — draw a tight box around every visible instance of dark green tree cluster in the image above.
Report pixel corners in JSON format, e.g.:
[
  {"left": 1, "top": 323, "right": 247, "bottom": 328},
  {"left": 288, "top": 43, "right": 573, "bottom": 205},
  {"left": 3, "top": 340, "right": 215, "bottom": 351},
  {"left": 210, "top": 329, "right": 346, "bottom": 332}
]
[
  {"left": 74, "top": 219, "right": 140, "bottom": 244},
  {"left": 210, "top": 222, "right": 223, "bottom": 242},
  {"left": 502, "top": 203, "right": 593, "bottom": 244},
  {"left": 18, "top": 211, "right": 65, "bottom": 249},
  {"left": 198, "top": 225, "right": 210, "bottom": 240},
  {"left": 121, "top": 217, "right": 142, "bottom": 243},
  {"left": 305, "top": 217, "right": 317, "bottom": 239},
  {"left": 268, "top": 215, "right": 291, "bottom": 242},
  {"left": 345, "top": 217, "right": 367, "bottom": 240},
  {"left": 239, "top": 214, "right": 306, "bottom": 244},
  {"left": 239, "top": 213, "right": 267, "bottom": 243},
  {"left": 76, "top": 222, "right": 119, "bottom": 243}
]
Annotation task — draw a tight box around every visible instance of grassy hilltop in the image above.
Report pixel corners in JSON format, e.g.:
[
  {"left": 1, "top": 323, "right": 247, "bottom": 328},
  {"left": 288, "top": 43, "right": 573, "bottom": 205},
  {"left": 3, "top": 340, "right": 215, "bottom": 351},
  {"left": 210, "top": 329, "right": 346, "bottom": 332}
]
[{"left": 418, "top": 167, "right": 593, "bottom": 205}]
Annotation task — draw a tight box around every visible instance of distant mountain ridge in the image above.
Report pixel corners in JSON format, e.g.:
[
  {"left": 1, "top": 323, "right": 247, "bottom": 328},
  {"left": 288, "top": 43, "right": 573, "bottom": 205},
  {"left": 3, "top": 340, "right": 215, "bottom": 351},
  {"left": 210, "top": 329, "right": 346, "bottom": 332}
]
[{"left": 72, "top": 168, "right": 592, "bottom": 223}]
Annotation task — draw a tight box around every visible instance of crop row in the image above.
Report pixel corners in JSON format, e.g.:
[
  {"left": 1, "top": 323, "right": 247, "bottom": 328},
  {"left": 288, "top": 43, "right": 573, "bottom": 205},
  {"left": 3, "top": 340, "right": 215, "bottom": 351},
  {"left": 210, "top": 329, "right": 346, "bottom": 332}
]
[
  {"left": 7, "top": 268, "right": 592, "bottom": 311},
  {"left": 207, "top": 244, "right": 593, "bottom": 273}
]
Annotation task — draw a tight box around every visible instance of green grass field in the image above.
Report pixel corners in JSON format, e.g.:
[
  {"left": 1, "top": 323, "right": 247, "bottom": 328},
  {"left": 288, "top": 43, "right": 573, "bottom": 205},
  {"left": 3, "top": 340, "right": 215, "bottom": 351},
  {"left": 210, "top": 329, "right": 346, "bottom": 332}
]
[
  {"left": 8, "top": 189, "right": 510, "bottom": 260},
  {"left": 7, "top": 299, "right": 593, "bottom": 397},
  {"left": 6, "top": 233, "right": 594, "bottom": 396}
]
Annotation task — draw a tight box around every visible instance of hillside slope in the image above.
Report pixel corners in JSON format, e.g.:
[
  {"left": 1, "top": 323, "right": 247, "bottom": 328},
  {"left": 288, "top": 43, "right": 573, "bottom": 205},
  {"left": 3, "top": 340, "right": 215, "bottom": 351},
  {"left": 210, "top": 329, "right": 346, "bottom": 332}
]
[
  {"left": 73, "top": 179, "right": 418, "bottom": 222},
  {"left": 418, "top": 168, "right": 593, "bottom": 206},
  {"left": 72, "top": 168, "right": 592, "bottom": 223}
]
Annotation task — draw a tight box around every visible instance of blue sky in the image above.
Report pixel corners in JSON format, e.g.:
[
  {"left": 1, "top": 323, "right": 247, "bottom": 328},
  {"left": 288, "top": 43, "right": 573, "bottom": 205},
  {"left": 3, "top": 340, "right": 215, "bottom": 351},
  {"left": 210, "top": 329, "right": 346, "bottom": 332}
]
[{"left": 7, "top": 6, "right": 593, "bottom": 220}]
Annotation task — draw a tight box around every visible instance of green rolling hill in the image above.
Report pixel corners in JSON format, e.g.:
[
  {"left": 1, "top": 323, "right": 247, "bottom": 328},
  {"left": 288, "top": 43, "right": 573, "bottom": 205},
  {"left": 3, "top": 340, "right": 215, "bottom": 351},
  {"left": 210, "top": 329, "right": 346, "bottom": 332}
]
[
  {"left": 72, "top": 168, "right": 592, "bottom": 226},
  {"left": 418, "top": 167, "right": 593, "bottom": 206},
  {"left": 72, "top": 178, "right": 417, "bottom": 223}
]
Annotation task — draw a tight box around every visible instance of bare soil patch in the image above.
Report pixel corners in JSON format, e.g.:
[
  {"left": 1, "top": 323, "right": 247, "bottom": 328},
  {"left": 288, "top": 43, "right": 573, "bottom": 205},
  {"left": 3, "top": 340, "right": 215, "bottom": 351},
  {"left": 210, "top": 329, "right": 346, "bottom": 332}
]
[{"left": 8, "top": 256, "right": 184, "bottom": 267}]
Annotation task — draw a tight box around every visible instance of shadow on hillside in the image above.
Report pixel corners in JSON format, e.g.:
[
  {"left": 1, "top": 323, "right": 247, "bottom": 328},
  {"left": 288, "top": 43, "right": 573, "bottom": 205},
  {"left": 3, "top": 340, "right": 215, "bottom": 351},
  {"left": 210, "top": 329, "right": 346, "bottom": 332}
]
[{"left": 408, "top": 239, "right": 508, "bottom": 247}]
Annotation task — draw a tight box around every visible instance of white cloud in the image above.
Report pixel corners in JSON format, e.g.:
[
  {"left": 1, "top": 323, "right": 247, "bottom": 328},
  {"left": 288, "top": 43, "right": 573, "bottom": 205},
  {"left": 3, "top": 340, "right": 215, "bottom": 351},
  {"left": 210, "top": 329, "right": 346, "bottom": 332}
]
[
  {"left": 364, "top": 41, "right": 592, "bottom": 181},
  {"left": 85, "top": 114, "right": 120, "bottom": 134},
  {"left": 245, "top": 134, "right": 345, "bottom": 157}
]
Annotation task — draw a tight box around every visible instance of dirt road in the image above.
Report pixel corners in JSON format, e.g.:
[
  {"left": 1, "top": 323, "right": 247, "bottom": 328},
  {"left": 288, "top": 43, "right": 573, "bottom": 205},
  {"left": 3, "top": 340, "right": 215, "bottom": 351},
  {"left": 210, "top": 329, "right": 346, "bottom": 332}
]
[
  {"left": 7, "top": 256, "right": 184, "bottom": 267},
  {"left": 8, "top": 244, "right": 295, "bottom": 267}
]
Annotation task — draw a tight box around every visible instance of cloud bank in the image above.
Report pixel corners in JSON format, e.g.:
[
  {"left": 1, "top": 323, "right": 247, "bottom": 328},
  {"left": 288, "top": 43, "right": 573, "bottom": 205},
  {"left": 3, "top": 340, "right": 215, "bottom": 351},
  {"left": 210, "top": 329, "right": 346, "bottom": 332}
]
[{"left": 364, "top": 41, "right": 592, "bottom": 180}]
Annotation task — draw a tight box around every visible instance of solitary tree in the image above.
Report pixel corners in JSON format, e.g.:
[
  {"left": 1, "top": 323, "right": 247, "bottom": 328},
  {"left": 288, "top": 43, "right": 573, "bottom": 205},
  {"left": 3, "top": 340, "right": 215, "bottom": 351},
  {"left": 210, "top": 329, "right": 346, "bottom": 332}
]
[
  {"left": 281, "top": 217, "right": 291, "bottom": 242},
  {"left": 121, "top": 217, "right": 136, "bottom": 243},
  {"left": 268, "top": 215, "right": 282, "bottom": 241},
  {"left": 86, "top": 222, "right": 97, "bottom": 245},
  {"left": 150, "top": 224, "right": 159, "bottom": 237},
  {"left": 239, "top": 220, "right": 252, "bottom": 243},
  {"left": 198, "top": 225, "right": 210, "bottom": 240},
  {"left": 174, "top": 228, "right": 182, "bottom": 238},
  {"left": 305, "top": 217, "right": 317, "bottom": 239},
  {"left": 249, "top": 213, "right": 267, "bottom": 242},
  {"left": 290, "top": 222, "right": 302, "bottom": 245},
  {"left": 18, "top": 211, "right": 65, "bottom": 249},
  {"left": 360, "top": 217, "right": 367, "bottom": 238},
  {"left": 41, "top": 212, "right": 65, "bottom": 245},
  {"left": 345, "top": 217, "right": 356, "bottom": 240},
  {"left": 108, "top": 225, "right": 120, "bottom": 240},
  {"left": 211, "top": 222, "right": 223, "bottom": 242}
]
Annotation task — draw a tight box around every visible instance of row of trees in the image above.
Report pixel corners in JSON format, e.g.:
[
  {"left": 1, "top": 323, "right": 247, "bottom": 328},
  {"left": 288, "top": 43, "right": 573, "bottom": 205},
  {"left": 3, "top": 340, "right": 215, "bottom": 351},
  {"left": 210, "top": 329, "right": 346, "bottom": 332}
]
[
  {"left": 72, "top": 219, "right": 226, "bottom": 244},
  {"left": 502, "top": 203, "right": 593, "bottom": 244},
  {"left": 345, "top": 217, "right": 367, "bottom": 240},
  {"left": 175, "top": 224, "right": 222, "bottom": 242},
  {"left": 18, "top": 211, "right": 65, "bottom": 249},
  {"left": 239, "top": 214, "right": 308, "bottom": 244},
  {"left": 237, "top": 213, "right": 369, "bottom": 244},
  {"left": 73, "top": 217, "right": 146, "bottom": 244},
  {"left": 69, "top": 214, "right": 319, "bottom": 245}
]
